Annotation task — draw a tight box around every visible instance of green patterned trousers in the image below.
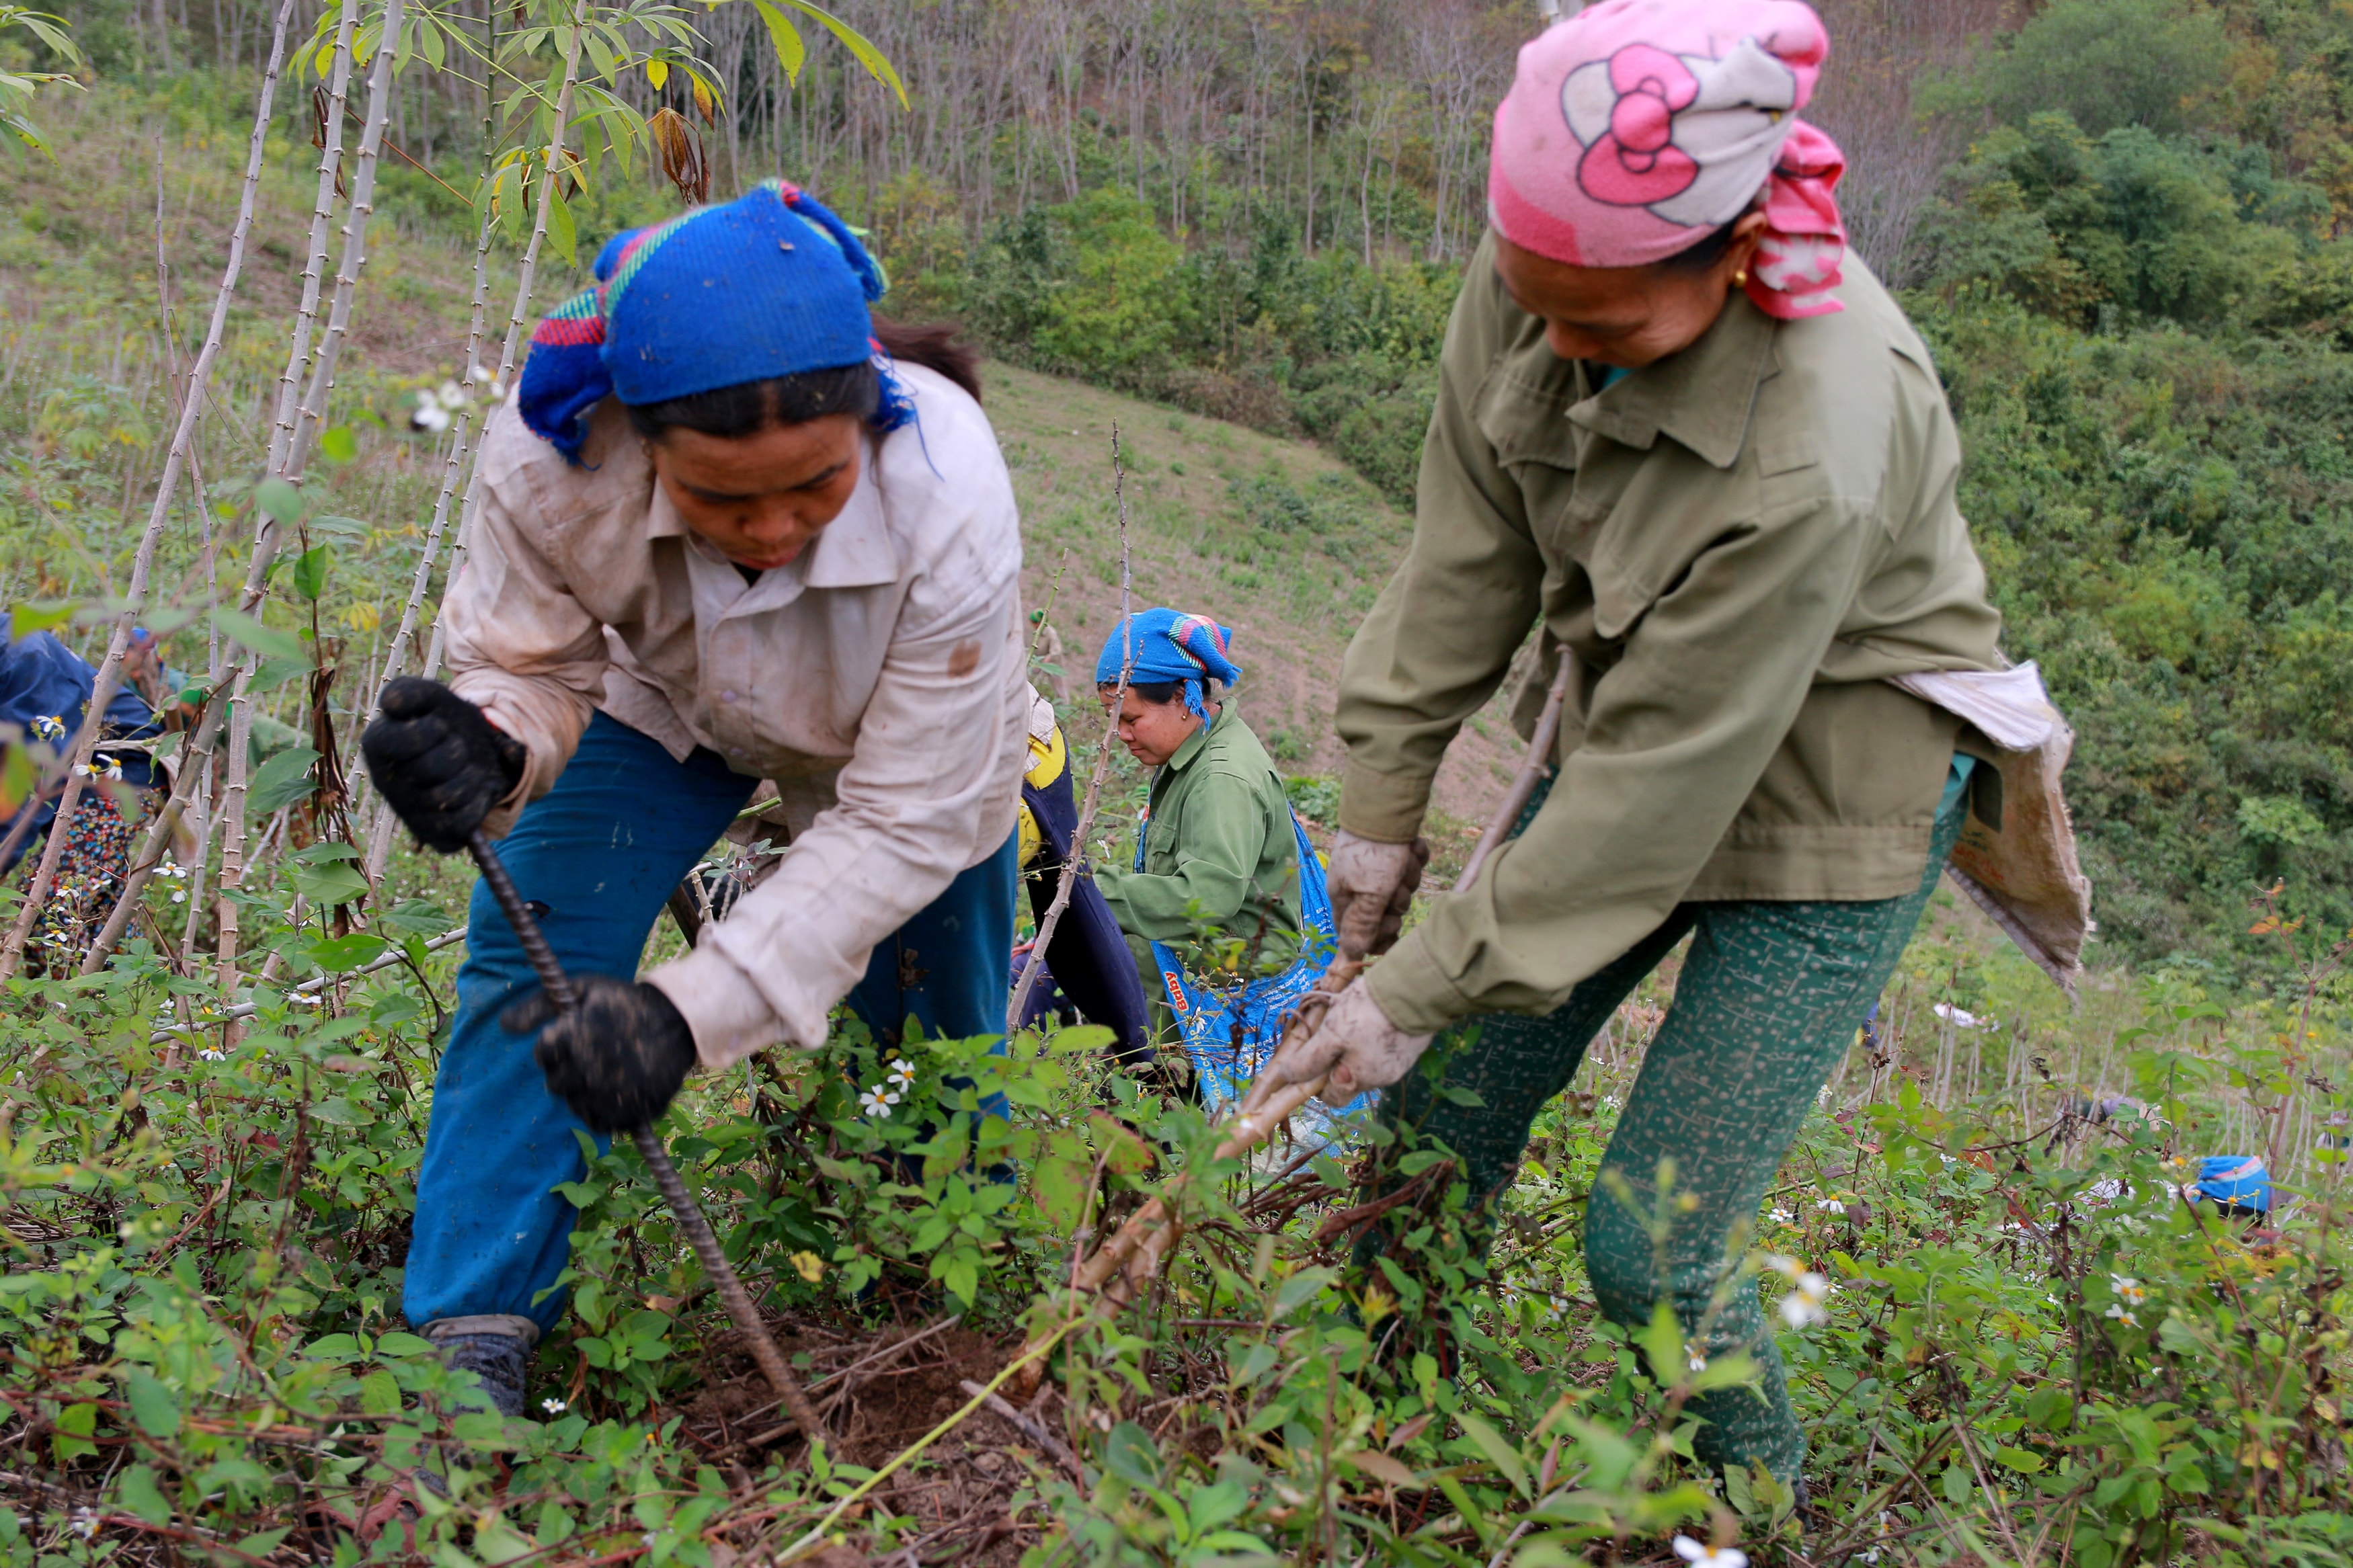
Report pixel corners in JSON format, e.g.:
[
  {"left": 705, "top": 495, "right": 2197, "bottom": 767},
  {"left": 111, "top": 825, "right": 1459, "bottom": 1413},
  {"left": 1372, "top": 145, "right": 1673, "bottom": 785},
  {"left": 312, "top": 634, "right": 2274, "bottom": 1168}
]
[{"left": 1371, "top": 766, "right": 1970, "bottom": 1481}]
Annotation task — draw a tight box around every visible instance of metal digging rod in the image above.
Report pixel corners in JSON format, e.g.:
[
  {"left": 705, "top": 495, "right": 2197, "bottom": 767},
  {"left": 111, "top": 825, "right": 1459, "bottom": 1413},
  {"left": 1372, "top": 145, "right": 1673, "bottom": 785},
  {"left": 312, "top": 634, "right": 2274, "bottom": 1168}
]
[{"left": 465, "top": 829, "right": 826, "bottom": 1446}]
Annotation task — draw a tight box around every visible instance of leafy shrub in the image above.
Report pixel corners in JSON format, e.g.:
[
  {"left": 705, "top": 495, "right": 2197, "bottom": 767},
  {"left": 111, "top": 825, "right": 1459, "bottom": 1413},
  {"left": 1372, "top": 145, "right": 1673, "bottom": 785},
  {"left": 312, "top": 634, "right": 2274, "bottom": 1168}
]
[{"left": 1938, "top": 0, "right": 2233, "bottom": 138}]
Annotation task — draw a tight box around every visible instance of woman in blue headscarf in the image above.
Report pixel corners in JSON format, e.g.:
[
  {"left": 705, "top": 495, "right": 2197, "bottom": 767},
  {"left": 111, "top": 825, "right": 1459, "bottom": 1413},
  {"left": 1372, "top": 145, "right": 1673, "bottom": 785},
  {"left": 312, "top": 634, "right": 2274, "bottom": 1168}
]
[
  {"left": 1088, "top": 610, "right": 1350, "bottom": 1114},
  {"left": 358, "top": 180, "right": 1029, "bottom": 1415}
]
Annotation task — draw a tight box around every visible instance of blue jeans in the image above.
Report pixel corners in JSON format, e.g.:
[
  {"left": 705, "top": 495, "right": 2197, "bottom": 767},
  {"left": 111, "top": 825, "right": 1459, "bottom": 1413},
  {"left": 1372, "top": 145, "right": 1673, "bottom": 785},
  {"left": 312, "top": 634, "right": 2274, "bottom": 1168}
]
[{"left": 403, "top": 712, "right": 1018, "bottom": 1335}]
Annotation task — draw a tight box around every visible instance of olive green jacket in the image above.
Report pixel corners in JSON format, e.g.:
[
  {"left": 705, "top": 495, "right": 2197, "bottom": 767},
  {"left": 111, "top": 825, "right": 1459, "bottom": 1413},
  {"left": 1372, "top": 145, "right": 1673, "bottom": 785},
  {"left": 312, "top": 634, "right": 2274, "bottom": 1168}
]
[
  {"left": 1096, "top": 706, "right": 1304, "bottom": 971},
  {"left": 1341, "top": 235, "right": 2003, "bottom": 1034}
]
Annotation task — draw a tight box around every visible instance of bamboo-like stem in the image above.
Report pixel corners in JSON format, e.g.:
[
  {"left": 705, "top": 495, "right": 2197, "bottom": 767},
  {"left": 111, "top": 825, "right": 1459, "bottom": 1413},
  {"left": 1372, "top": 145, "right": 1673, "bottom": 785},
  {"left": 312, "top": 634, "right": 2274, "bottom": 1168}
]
[
  {"left": 212, "top": 668, "right": 257, "bottom": 1002},
  {"left": 359, "top": 202, "right": 501, "bottom": 884},
  {"left": 286, "top": 0, "right": 407, "bottom": 480},
  {"left": 417, "top": 11, "right": 584, "bottom": 696},
  {"left": 211, "top": 0, "right": 403, "bottom": 991},
  {"left": 1007, "top": 423, "right": 1134, "bottom": 1034},
  {"left": 175, "top": 768, "right": 216, "bottom": 966},
  {"left": 385, "top": 14, "right": 584, "bottom": 863},
  {"left": 0, "top": 0, "right": 300, "bottom": 986},
  {"left": 266, "top": 0, "right": 358, "bottom": 475}
]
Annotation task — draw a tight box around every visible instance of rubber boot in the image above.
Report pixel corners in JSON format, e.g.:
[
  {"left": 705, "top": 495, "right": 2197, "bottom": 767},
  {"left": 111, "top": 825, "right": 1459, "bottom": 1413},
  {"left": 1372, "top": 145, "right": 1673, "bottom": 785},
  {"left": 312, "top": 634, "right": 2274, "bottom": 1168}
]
[{"left": 421, "top": 1315, "right": 536, "bottom": 1419}]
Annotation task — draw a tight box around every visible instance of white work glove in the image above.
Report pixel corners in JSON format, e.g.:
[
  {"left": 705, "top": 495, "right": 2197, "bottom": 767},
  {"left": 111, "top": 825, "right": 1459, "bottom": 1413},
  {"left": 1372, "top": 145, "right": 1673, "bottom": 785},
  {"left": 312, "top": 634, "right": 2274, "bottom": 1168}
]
[
  {"left": 1326, "top": 831, "right": 1431, "bottom": 956},
  {"left": 1262, "top": 976, "right": 1434, "bottom": 1107}
]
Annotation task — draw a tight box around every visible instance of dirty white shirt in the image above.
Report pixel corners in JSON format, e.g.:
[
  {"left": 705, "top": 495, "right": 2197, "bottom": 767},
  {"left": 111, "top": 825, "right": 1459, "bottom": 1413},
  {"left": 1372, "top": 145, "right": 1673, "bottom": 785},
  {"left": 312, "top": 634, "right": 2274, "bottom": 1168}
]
[{"left": 442, "top": 363, "right": 1029, "bottom": 1067}]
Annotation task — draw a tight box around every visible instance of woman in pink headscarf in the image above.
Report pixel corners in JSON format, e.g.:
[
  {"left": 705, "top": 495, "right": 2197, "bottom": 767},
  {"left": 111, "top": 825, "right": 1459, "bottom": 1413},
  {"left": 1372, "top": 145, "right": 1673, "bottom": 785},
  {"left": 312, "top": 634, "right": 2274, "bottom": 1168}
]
[{"left": 1266, "top": 0, "right": 2013, "bottom": 1491}]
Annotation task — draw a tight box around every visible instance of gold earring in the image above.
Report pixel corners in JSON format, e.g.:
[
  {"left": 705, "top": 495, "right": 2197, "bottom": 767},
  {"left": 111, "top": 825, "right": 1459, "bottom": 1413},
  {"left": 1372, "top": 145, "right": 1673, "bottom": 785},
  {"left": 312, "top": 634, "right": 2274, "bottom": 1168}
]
[{"left": 1734, "top": 268, "right": 1749, "bottom": 287}]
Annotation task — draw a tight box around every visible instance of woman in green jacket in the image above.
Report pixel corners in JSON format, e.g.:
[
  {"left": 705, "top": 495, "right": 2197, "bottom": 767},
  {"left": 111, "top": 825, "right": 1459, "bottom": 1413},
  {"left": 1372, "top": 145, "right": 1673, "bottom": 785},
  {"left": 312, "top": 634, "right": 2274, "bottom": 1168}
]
[
  {"left": 1267, "top": 0, "right": 2005, "bottom": 1491},
  {"left": 1092, "top": 610, "right": 1341, "bottom": 1110}
]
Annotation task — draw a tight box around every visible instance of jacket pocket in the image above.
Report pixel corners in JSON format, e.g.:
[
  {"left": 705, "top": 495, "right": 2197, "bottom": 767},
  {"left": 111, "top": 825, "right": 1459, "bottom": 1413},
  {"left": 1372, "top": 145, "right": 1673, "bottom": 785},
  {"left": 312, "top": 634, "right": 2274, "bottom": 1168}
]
[{"left": 1472, "top": 358, "right": 1582, "bottom": 474}]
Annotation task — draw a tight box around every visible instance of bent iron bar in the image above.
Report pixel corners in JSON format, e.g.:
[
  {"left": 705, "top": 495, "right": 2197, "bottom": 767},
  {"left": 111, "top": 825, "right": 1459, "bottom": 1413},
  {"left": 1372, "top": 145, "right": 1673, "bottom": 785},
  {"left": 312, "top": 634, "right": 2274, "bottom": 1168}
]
[{"left": 465, "top": 829, "right": 826, "bottom": 1446}]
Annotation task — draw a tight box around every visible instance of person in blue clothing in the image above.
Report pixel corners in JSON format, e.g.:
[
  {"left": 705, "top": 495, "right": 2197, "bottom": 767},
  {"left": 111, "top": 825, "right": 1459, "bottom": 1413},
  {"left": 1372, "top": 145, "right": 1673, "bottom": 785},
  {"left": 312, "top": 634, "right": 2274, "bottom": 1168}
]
[
  {"left": 0, "top": 631, "right": 166, "bottom": 973},
  {"left": 2188, "top": 1155, "right": 2272, "bottom": 1221}
]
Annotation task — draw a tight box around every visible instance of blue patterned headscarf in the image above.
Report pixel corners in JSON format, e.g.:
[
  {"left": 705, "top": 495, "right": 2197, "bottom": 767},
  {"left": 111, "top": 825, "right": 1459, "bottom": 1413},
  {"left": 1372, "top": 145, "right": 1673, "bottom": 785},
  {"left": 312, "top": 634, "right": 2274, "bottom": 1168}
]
[
  {"left": 1095, "top": 609, "right": 1242, "bottom": 720},
  {"left": 518, "top": 179, "right": 913, "bottom": 464}
]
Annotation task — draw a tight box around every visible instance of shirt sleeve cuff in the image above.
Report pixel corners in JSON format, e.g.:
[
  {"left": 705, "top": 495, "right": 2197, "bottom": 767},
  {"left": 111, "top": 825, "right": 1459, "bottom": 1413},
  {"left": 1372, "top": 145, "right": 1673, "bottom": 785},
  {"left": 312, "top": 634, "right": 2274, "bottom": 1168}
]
[
  {"left": 1365, "top": 933, "right": 1472, "bottom": 1036},
  {"left": 645, "top": 946, "right": 802, "bottom": 1071},
  {"left": 1338, "top": 758, "right": 1437, "bottom": 843}
]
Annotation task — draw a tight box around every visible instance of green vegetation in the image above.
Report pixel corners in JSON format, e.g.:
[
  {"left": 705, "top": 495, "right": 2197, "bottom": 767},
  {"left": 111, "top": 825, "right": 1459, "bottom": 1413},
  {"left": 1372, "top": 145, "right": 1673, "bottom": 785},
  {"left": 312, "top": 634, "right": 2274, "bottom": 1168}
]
[
  {"left": 0, "top": 0, "right": 2348, "bottom": 1563},
  {"left": 0, "top": 848, "right": 2343, "bottom": 1565}
]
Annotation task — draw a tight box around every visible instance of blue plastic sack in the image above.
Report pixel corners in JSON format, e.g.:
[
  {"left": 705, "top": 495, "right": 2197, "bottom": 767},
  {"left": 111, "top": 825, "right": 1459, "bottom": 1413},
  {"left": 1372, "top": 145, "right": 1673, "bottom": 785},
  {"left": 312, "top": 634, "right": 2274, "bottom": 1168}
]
[{"left": 1141, "top": 811, "right": 1372, "bottom": 1132}]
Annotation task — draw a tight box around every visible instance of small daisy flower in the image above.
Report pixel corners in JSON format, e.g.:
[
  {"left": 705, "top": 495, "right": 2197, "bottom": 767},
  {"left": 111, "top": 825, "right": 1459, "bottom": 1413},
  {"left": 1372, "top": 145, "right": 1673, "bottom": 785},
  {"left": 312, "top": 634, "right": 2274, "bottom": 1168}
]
[
  {"left": 2110, "top": 1274, "right": 2147, "bottom": 1307},
  {"left": 199, "top": 1047, "right": 226, "bottom": 1062},
  {"left": 541, "top": 1397, "right": 567, "bottom": 1414},
  {"left": 2105, "top": 1303, "right": 2139, "bottom": 1327},
  {"left": 31, "top": 714, "right": 64, "bottom": 741},
  {"left": 1768, "top": 1206, "right": 1794, "bottom": 1225},
  {"left": 1816, "top": 1198, "right": 1847, "bottom": 1216},
  {"left": 859, "top": 1084, "right": 900, "bottom": 1119},
  {"left": 1673, "top": 1536, "right": 1747, "bottom": 1568},
  {"left": 70, "top": 1508, "right": 98, "bottom": 1540},
  {"left": 1687, "top": 1350, "right": 1708, "bottom": 1374},
  {"left": 1778, "top": 1268, "right": 1833, "bottom": 1329},
  {"left": 886, "top": 1057, "right": 917, "bottom": 1091}
]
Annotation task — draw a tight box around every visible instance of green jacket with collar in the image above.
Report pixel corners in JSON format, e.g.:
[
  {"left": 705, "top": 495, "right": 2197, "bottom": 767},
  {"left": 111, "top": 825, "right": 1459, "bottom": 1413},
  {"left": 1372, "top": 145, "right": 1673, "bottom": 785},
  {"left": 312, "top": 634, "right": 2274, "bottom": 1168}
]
[
  {"left": 1341, "top": 235, "right": 2003, "bottom": 1034},
  {"left": 1096, "top": 706, "right": 1304, "bottom": 973}
]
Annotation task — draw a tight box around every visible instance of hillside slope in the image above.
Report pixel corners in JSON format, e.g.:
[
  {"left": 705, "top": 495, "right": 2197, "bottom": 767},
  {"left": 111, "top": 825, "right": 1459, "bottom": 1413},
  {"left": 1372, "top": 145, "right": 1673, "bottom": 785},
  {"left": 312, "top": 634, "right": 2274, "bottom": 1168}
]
[{"left": 0, "top": 85, "right": 1521, "bottom": 854}]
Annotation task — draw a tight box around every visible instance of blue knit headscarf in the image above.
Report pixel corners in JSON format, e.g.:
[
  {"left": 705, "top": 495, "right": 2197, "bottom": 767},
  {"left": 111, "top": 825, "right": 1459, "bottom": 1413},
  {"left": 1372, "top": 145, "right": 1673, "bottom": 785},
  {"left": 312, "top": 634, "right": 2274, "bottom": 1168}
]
[
  {"left": 518, "top": 179, "right": 913, "bottom": 464},
  {"left": 1094, "top": 609, "right": 1242, "bottom": 721}
]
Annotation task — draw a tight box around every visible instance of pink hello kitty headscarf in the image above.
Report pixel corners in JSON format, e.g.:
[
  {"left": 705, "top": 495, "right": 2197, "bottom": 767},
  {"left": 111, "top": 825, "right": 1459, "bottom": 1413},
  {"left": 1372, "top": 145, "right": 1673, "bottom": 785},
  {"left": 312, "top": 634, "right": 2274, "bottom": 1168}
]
[{"left": 1488, "top": 0, "right": 1848, "bottom": 320}]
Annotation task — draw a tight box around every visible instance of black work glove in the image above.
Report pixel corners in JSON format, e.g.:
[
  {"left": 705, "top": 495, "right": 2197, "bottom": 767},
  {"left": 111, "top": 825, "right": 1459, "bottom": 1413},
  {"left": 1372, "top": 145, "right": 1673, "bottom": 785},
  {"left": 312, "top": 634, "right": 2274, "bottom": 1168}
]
[
  {"left": 360, "top": 677, "right": 528, "bottom": 853},
  {"left": 504, "top": 975, "right": 699, "bottom": 1133}
]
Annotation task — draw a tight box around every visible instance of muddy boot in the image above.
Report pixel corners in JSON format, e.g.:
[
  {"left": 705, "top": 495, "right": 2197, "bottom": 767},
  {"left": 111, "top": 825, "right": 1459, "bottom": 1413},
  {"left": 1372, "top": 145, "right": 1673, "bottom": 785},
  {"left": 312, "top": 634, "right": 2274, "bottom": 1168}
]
[{"left": 421, "top": 1315, "right": 537, "bottom": 1419}]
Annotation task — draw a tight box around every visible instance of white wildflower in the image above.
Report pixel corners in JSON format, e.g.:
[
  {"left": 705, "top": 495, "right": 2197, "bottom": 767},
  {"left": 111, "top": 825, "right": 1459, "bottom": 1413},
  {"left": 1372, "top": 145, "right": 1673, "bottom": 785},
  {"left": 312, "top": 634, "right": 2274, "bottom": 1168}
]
[
  {"left": 70, "top": 1508, "right": 98, "bottom": 1540},
  {"left": 1816, "top": 1198, "right": 1847, "bottom": 1216},
  {"left": 1780, "top": 1272, "right": 1833, "bottom": 1330},
  {"left": 199, "top": 1048, "right": 226, "bottom": 1062},
  {"left": 1687, "top": 1351, "right": 1708, "bottom": 1374},
  {"left": 1932, "top": 1002, "right": 1983, "bottom": 1029},
  {"left": 858, "top": 1085, "right": 900, "bottom": 1119},
  {"left": 886, "top": 1057, "right": 917, "bottom": 1091},
  {"left": 1673, "top": 1536, "right": 1747, "bottom": 1568},
  {"left": 2110, "top": 1274, "right": 2147, "bottom": 1307},
  {"left": 541, "top": 1397, "right": 567, "bottom": 1415},
  {"left": 2104, "top": 1303, "right": 2139, "bottom": 1328}
]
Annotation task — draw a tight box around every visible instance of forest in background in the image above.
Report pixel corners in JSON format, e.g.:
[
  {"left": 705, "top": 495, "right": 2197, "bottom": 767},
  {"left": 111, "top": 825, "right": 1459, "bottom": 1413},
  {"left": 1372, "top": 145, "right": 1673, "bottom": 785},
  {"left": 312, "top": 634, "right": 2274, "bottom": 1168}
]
[
  {"left": 21, "top": 0, "right": 2353, "bottom": 981},
  {"left": 0, "top": 1, "right": 2346, "bottom": 1563}
]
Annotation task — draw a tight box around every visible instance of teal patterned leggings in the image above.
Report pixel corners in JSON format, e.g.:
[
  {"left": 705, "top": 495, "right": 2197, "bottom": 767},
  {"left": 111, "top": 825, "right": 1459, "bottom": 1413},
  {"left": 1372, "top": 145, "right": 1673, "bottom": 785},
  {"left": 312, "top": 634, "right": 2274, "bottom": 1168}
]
[{"left": 1371, "top": 769, "right": 1969, "bottom": 1482}]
